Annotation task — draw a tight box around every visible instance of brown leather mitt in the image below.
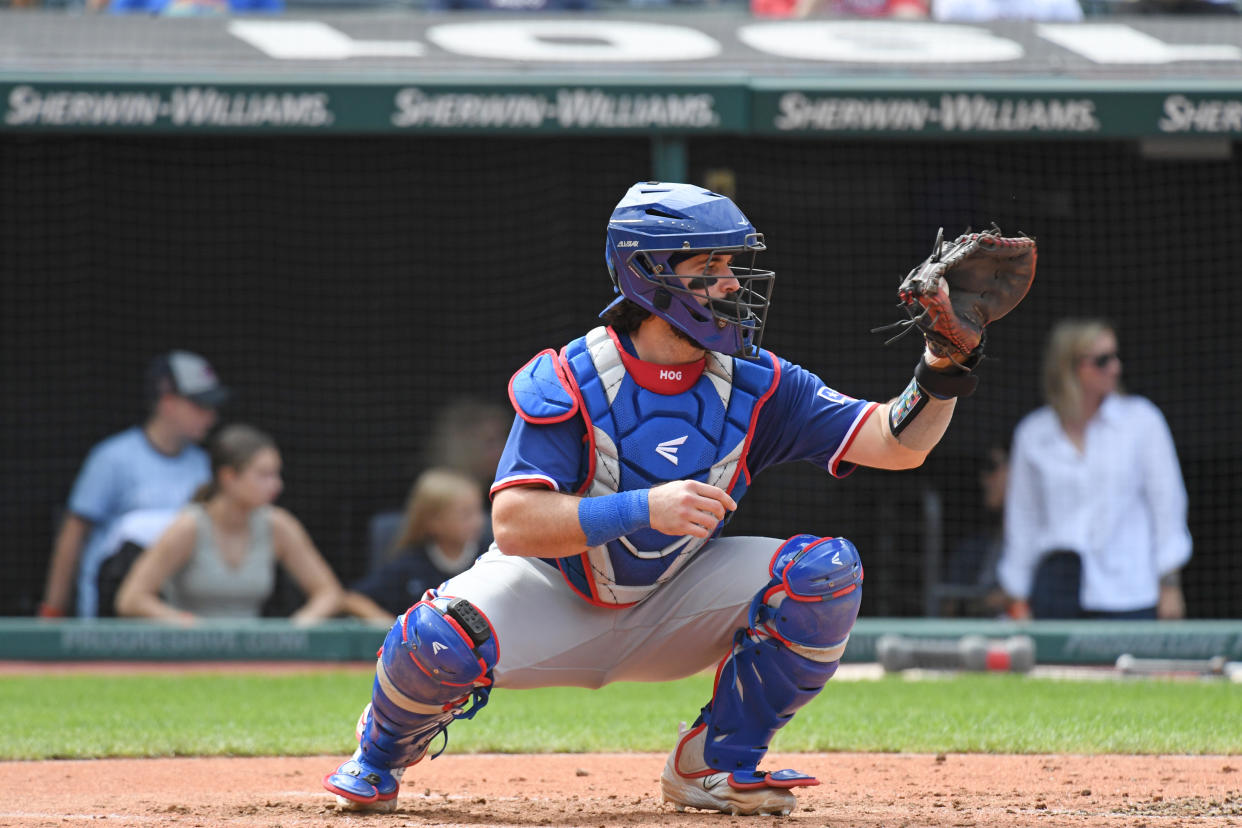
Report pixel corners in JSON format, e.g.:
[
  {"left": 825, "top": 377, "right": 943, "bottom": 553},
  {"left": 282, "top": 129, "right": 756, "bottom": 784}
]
[{"left": 883, "top": 226, "right": 1037, "bottom": 365}]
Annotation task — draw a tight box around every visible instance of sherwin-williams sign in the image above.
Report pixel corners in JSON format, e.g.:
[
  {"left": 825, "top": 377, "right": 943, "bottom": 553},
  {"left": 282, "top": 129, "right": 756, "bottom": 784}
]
[
  {"left": 762, "top": 91, "right": 1102, "bottom": 134},
  {"left": 2, "top": 85, "right": 337, "bottom": 129},
  {"left": 5, "top": 81, "right": 1242, "bottom": 138},
  {"left": 753, "top": 89, "right": 1242, "bottom": 137},
  {"left": 389, "top": 87, "right": 734, "bottom": 130},
  {"left": 4, "top": 15, "right": 1242, "bottom": 136},
  {"left": 0, "top": 83, "right": 745, "bottom": 133}
]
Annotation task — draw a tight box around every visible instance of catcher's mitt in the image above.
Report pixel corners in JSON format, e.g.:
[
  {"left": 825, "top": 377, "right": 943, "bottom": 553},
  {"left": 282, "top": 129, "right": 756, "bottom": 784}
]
[{"left": 878, "top": 226, "right": 1037, "bottom": 365}]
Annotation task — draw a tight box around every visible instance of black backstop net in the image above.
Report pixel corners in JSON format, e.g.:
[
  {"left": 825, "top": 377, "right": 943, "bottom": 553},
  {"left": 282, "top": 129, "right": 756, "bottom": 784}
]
[{"left": 2, "top": 133, "right": 1236, "bottom": 619}]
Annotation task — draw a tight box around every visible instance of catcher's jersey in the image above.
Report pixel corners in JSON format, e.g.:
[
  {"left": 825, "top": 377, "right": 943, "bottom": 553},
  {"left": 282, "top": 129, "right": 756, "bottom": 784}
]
[{"left": 492, "top": 325, "right": 877, "bottom": 606}]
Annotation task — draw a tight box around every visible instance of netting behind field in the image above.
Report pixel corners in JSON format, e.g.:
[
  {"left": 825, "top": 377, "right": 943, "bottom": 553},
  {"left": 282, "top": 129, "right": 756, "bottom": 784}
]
[
  {"left": 688, "top": 138, "right": 1238, "bottom": 618},
  {"left": 2, "top": 134, "right": 1236, "bottom": 618}
]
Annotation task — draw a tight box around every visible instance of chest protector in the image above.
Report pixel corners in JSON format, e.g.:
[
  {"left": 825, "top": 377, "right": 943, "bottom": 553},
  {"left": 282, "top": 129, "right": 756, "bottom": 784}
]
[{"left": 509, "top": 326, "right": 779, "bottom": 607}]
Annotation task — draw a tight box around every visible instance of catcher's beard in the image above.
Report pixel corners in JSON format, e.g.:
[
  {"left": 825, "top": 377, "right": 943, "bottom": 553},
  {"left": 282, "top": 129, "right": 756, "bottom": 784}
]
[{"left": 669, "top": 322, "right": 709, "bottom": 352}]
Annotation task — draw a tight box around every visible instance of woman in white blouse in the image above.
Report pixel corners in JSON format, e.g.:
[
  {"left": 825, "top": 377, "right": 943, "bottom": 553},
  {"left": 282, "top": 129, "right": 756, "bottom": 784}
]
[{"left": 998, "top": 319, "right": 1191, "bottom": 620}]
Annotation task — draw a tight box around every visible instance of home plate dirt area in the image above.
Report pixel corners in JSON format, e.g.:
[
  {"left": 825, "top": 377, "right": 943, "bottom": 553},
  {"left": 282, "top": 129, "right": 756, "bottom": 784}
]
[{"left": 1, "top": 752, "right": 1239, "bottom": 827}]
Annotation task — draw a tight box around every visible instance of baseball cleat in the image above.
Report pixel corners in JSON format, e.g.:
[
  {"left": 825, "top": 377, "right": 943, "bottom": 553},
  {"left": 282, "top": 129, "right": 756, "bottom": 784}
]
[
  {"left": 332, "top": 792, "right": 398, "bottom": 814},
  {"left": 322, "top": 750, "right": 404, "bottom": 812},
  {"left": 659, "top": 724, "right": 800, "bottom": 817}
]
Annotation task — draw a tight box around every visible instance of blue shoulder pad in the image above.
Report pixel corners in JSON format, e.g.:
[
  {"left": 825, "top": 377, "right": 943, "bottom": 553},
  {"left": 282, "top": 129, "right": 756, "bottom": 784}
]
[
  {"left": 508, "top": 349, "right": 579, "bottom": 424},
  {"left": 730, "top": 348, "right": 779, "bottom": 398}
]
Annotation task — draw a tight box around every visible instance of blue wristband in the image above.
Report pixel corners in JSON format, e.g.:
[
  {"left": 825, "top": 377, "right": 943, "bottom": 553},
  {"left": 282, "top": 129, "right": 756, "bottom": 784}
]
[{"left": 578, "top": 490, "right": 651, "bottom": 547}]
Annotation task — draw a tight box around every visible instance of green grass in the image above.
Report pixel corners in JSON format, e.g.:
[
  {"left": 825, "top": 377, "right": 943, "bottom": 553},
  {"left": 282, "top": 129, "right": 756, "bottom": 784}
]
[{"left": 1, "top": 670, "right": 1237, "bottom": 760}]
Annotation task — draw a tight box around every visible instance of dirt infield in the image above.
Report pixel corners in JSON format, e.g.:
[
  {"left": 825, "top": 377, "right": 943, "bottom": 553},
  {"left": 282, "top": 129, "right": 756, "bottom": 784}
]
[
  {"left": 3, "top": 663, "right": 1238, "bottom": 826},
  {"left": 1, "top": 752, "right": 1239, "bottom": 827}
]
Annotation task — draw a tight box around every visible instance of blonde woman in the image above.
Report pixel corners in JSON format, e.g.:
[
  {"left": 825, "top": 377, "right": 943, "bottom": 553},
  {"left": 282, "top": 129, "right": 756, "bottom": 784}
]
[
  {"left": 115, "top": 424, "right": 344, "bottom": 624},
  {"left": 998, "top": 319, "right": 1191, "bottom": 620},
  {"left": 342, "top": 468, "right": 486, "bottom": 623}
]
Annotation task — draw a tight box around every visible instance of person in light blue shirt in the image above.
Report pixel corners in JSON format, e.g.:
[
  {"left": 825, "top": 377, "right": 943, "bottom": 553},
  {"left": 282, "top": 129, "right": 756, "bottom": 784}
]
[{"left": 39, "top": 350, "right": 229, "bottom": 618}]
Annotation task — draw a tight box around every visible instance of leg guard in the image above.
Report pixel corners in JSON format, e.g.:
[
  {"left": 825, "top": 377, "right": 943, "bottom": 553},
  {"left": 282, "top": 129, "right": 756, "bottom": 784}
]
[
  {"left": 323, "top": 594, "right": 498, "bottom": 806},
  {"left": 700, "top": 534, "right": 862, "bottom": 787}
]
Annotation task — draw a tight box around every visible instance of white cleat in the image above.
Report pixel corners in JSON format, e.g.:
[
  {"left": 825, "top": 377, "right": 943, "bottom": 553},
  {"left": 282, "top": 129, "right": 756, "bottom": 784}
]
[
  {"left": 327, "top": 758, "right": 406, "bottom": 813},
  {"left": 333, "top": 793, "right": 399, "bottom": 813},
  {"left": 659, "top": 724, "right": 798, "bottom": 817},
  {"left": 660, "top": 772, "right": 795, "bottom": 816},
  {"left": 329, "top": 704, "right": 405, "bottom": 812}
]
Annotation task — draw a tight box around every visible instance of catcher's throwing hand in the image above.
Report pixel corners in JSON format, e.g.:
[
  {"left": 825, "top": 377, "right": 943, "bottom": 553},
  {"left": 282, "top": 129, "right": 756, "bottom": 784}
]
[
  {"left": 648, "top": 480, "right": 736, "bottom": 539},
  {"left": 884, "top": 226, "right": 1037, "bottom": 366}
]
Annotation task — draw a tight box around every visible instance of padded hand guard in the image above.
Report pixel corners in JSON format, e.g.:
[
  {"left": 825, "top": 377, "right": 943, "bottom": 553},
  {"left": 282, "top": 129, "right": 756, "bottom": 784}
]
[{"left": 887, "top": 226, "right": 1037, "bottom": 363}]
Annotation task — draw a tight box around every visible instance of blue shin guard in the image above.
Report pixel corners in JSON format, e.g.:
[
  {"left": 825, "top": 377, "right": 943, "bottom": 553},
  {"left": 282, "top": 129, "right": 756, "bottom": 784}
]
[
  {"left": 697, "top": 535, "right": 862, "bottom": 789},
  {"left": 323, "top": 595, "right": 499, "bottom": 805}
]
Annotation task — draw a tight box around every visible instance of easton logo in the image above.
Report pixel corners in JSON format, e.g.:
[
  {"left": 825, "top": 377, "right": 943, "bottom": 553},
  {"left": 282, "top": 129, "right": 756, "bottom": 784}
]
[
  {"left": 656, "top": 435, "right": 687, "bottom": 465},
  {"left": 432, "top": 641, "right": 447, "bottom": 654},
  {"left": 832, "top": 551, "right": 842, "bottom": 565}
]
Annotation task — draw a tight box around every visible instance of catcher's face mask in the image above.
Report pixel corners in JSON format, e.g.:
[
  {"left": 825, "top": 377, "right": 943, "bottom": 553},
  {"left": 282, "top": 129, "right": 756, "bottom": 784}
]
[{"left": 603, "top": 182, "right": 774, "bottom": 359}]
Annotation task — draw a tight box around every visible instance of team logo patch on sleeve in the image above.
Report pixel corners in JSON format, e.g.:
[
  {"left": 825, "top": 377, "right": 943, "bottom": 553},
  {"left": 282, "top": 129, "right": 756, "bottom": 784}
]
[{"left": 816, "top": 387, "right": 856, "bottom": 405}]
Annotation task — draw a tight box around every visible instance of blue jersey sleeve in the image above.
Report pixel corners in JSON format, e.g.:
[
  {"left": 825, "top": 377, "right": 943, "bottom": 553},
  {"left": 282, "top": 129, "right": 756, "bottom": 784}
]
[
  {"left": 748, "top": 357, "right": 878, "bottom": 478},
  {"left": 490, "top": 413, "right": 587, "bottom": 498},
  {"left": 67, "top": 440, "right": 122, "bottom": 524}
]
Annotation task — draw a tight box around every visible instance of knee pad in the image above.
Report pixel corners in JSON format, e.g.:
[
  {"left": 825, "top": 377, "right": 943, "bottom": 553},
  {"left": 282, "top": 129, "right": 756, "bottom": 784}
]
[
  {"left": 698, "top": 535, "right": 863, "bottom": 777},
  {"left": 752, "top": 534, "right": 863, "bottom": 662},
  {"left": 359, "top": 594, "right": 499, "bottom": 769}
]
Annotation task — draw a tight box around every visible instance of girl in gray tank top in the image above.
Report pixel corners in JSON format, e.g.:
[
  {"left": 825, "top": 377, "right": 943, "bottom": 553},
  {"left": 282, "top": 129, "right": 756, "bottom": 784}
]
[
  {"left": 114, "top": 424, "right": 344, "bottom": 623},
  {"left": 163, "top": 503, "right": 275, "bottom": 618}
]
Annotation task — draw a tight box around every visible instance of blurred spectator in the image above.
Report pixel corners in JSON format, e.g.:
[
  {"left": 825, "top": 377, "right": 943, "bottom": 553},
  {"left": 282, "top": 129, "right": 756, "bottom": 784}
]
[
  {"left": 998, "top": 319, "right": 1191, "bottom": 620},
  {"left": 424, "top": 397, "right": 511, "bottom": 494},
  {"left": 753, "top": 0, "right": 927, "bottom": 17},
  {"left": 933, "top": 0, "right": 1082, "bottom": 20},
  {"left": 941, "top": 444, "right": 1009, "bottom": 616},
  {"left": 94, "top": 507, "right": 183, "bottom": 619},
  {"left": 101, "top": 0, "right": 281, "bottom": 14},
  {"left": 38, "top": 350, "right": 228, "bottom": 619},
  {"left": 1127, "top": 0, "right": 1238, "bottom": 12},
  {"left": 425, "top": 0, "right": 589, "bottom": 9},
  {"left": 358, "top": 397, "right": 504, "bottom": 582},
  {"left": 343, "top": 468, "right": 487, "bottom": 623},
  {"left": 115, "top": 424, "right": 344, "bottom": 623}
]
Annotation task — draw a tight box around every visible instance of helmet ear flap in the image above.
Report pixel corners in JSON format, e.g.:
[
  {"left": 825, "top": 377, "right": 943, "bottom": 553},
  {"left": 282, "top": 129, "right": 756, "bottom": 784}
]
[
  {"left": 639, "top": 250, "right": 677, "bottom": 310},
  {"left": 636, "top": 251, "right": 663, "bottom": 276},
  {"left": 631, "top": 251, "right": 674, "bottom": 310}
]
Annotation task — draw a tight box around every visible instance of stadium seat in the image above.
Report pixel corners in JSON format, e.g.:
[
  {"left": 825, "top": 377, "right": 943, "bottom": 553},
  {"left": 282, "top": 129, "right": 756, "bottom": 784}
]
[{"left": 367, "top": 510, "right": 404, "bottom": 571}]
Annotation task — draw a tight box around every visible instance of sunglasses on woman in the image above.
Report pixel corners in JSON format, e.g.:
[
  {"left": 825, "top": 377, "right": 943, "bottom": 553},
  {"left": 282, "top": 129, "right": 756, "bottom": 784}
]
[{"left": 1085, "top": 351, "right": 1120, "bottom": 369}]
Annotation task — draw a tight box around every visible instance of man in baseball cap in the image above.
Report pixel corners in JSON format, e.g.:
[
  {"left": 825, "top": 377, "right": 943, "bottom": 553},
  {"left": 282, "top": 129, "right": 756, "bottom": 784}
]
[
  {"left": 39, "top": 349, "right": 229, "bottom": 618},
  {"left": 145, "top": 349, "right": 231, "bottom": 409}
]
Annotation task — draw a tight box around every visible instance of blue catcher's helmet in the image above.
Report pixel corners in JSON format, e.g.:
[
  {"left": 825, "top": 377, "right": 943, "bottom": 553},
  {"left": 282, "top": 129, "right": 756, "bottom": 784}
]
[{"left": 603, "top": 182, "right": 774, "bottom": 359}]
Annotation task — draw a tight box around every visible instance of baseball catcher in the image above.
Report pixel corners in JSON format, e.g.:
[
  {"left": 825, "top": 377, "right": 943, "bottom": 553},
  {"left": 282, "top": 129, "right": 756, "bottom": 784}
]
[{"left": 323, "top": 186, "right": 1036, "bottom": 816}]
